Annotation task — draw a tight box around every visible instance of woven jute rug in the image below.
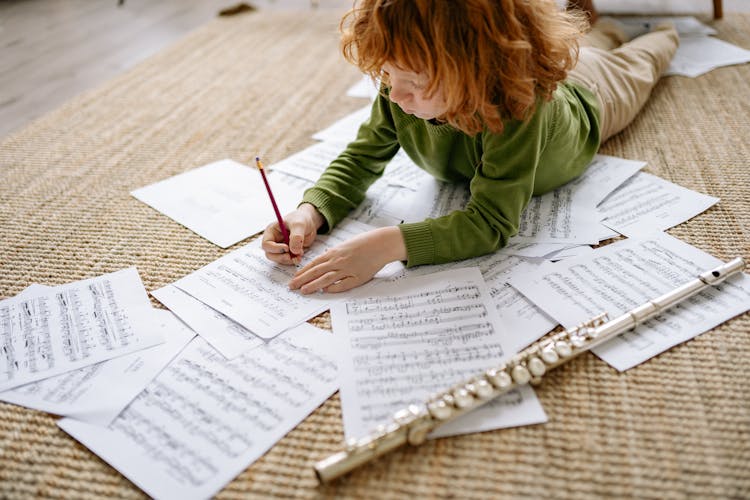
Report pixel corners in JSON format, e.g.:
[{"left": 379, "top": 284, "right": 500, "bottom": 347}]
[{"left": 1, "top": 9, "right": 748, "bottom": 500}]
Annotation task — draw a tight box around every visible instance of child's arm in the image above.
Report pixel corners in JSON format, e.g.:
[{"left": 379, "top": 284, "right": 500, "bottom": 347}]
[
  {"left": 263, "top": 93, "right": 400, "bottom": 265},
  {"left": 300, "top": 94, "right": 400, "bottom": 235}
]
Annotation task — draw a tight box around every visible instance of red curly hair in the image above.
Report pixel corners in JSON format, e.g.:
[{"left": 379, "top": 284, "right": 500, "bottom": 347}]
[{"left": 341, "top": 0, "right": 587, "bottom": 135}]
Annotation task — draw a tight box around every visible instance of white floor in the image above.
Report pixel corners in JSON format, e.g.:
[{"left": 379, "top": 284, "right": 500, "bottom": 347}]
[{"left": 1, "top": 0, "right": 748, "bottom": 139}]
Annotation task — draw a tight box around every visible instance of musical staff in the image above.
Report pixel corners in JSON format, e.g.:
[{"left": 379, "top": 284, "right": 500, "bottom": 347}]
[{"left": 331, "top": 267, "right": 547, "bottom": 441}]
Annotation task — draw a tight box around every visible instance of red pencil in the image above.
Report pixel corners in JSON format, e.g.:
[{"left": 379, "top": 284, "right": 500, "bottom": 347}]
[{"left": 255, "top": 156, "right": 292, "bottom": 254}]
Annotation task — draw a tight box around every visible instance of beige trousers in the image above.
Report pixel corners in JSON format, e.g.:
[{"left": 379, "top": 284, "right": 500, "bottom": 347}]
[{"left": 568, "top": 19, "right": 680, "bottom": 142}]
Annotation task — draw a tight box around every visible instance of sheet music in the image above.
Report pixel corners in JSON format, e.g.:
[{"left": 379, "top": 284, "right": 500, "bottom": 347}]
[
  {"left": 599, "top": 172, "right": 719, "bottom": 237},
  {"left": 311, "top": 106, "right": 371, "bottom": 144},
  {"left": 509, "top": 232, "right": 750, "bottom": 371},
  {"left": 381, "top": 150, "right": 433, "bottom": 191},
  {"left": 545, "top": 244, "right": 595, "bottom": 261},
  {"left": 570, "top": 154, "right": 645, "bottom": 205},
  {"left": 331, "top": 267, "right": 547, "bottom": 441},
  {"left": 151, "top": 285, "right": 264, "bottom": 359},
  {"left": 269, "top": 141, "right": 429, "bottom": 192},
  {"left": 666, "top": 35, "right": 750, "bottom": 78},
  {"left": 131, "top": 159, "right": 306, "bottom": 248},
  {"left": 513, "top": 155, "right": 643, "bottom": 245},
  {"left": 59, "top": 323, "right": 338, "bottom": 500},
  {"left": 0, "top": 267, "right": 163, "bottom": 391},
  {"left": 173, "top": 219, "right": 403, "bottom": 339},
  {"left": 514, "top": 188, "right": 600, "bottom": 244},
  {"left": 349, "top": 177, "right": 412, "bottom": 227},
  {"left": 385, "top": 255, "right": 557, "bottom": 352},
  {"left": 1, "top": 307, "right": 194, "bottom": 425},
  {"left": 404, "top": 178, "right": 472, "bottom": 223},
  {"left": 267, "top": 141, "right": 342, "bottom": 184},
  {"left": 499, "top": 242, "right": 577, "bottom": 259}
]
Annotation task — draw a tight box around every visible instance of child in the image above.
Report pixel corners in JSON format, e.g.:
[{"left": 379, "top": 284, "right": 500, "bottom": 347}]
[{"left": 262, "top": 0, "right": 678, "bottom": 294}]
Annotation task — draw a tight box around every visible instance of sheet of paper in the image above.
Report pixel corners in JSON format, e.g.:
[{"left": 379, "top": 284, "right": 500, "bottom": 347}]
[
  {"left": 349, "top": 177, "right": 413, "bottom": 227},
  {"left": 131, "top": 159, "right": 306, "bottom": 248},
  {"left": 346, "top": 75, "right": 380, "bottom": 100},
  {"left": 267, "top": 141, "right": 342, "bottom": 184},
  {"left": 59, "top": 322, "right": 338, "bottom": 500},
  {"left": 0, "top": 267, "right": 163, "bottom": 391},
  {"left": 546, "top": 244, "right": 594, "bottom": 261},
  {"left": 331, "top": 267, "right": 547, "bottom": 441},
  {"left": 499, "top": 242, "right": 575, "bottom": 259},
  {"left": 514, "top": 189, "right": 600, "bottom": 245},
  {"left": 403, "top": 177, "right": 472, "bottom": 223},
  {"left": 151, "top": 285, "right": 263, "bottom": 359},
  {"left": 570, "top": 154, "right": 645, "bottom": 205},
  {"left": 385, "top": 255, "right": 557, "bottom": 351},
  {"left": 618, "top": 16, "right": 717, "bottom": 37},
  {"left": 666, "top": 35, "right": 750, "bottom": 77},
  {"left": 269, "top": 141, "right": 430, "bottom": 192},
  {"left": 509, "top": 233, "right": 750, "bottom": 371},
  {"left": 1, "top": 308, "right": 194, "bottom": 425},
  {"left": 513, "top": 155, "right": 644, "bottom": 245},
  {"left": 599, "top": 172, "right": 719, "bottom": 237},
  {"left": 382, "top": 150, "right": 433, "bottom": 191},
  {"left": 173, "top": 219, "right": 403, "bottom": 339},
  {"left": 311, "top": 106, "right": 371, "bottom": 144}
]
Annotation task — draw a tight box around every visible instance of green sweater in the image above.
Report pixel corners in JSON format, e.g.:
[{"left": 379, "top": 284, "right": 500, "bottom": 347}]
[{"left": 302, "top": 81, "right": 600, "bottom": 267}]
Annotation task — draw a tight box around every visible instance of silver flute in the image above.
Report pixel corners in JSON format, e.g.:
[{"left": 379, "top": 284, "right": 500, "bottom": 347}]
[{"left": 314, "top": 257, "right": 746, "bottom": 483}]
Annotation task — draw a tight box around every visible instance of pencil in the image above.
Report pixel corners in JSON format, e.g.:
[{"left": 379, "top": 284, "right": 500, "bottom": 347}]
[{"left": 255, "top": 156, "right": 292, "bottom": 253}]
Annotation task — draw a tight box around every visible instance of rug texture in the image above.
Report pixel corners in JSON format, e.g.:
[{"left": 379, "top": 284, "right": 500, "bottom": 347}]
[{"left": 0, "top": 9, "right": 748, "bottom": 500}]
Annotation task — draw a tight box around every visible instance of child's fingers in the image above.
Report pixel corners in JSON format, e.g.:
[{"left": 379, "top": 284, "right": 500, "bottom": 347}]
[
  {"left": 289, "top": 233, "right": 305, "bottom": 256},
  {"left": 299, "top": 270, "right": 343, "bottom": 294},
  {"left": 322, "top": 276, "right": 361, "bottom": 293},
  {"left": 286, "top": 220, "right": 308, "bottom": 255},
  {"left": 289, "top": 260, "right": 335, "bottom": 290},
  {"left": 264, "top": 247, "right": 297, "bottom": 265},
  {"left": 261, "top": 221, "right": 284, "bottom": 245}
]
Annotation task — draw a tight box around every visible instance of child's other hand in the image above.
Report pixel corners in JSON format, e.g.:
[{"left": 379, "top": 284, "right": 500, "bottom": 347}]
[
  {"left": 261, "top": 203, "right": 324, "bottom": 265},
  {"left": 289, "top": 227, "right": 406, "bottom": 294}
]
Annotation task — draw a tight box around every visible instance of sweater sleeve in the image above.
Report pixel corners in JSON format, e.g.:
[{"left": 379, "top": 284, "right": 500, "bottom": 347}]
[
  {"left": 398, "top": 110, "right": 548, "bottom": 266},
  {"left": 301, "top": 95, "right": 401, "bottom": 233}
]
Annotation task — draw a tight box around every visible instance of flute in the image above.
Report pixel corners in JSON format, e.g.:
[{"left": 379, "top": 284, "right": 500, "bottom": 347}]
[{"left": 314, "top": 257, "right": 746, "bottom": 483}]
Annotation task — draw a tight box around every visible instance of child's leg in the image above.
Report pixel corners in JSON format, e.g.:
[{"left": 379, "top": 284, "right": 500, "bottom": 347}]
[
  {"left": 581, "top": 18, "right": 629, "bottom": 51},
  {"left": 569, "top": 25, "right": 679, "bottom": 142}
]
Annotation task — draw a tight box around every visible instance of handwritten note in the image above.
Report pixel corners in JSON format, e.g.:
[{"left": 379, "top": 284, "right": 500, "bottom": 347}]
[
  {"left": 509, "top": 232, "right": 750, "bottom": 371},
  {"left": 0, "top": 268, "right": 162, "bottom": 391},
  {"left": 59, "top": 322, "right": 338, "bottom": 500},
  {"left": 1, "top": 308, "right": 194, "bottom": 425},
  {"left": 332, "top": 267, "right": 546, "bottom": 440}
]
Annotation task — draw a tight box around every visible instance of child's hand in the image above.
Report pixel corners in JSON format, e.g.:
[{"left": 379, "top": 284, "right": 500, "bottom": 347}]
[
  {"left": 289, "top": 226, "right": 406, "bottom": 294},
  {"left": 261, "top": 203, "right": 324, "bottom": 265}
]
